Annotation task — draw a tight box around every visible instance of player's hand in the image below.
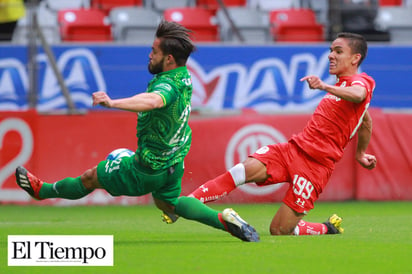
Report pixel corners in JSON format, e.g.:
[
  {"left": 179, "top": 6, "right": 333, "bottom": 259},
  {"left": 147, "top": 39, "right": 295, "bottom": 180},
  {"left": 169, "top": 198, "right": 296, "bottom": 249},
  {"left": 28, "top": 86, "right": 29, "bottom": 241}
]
[
  {"left": 356, "top": 153, "right": 377, "bottom": 170},
  {"left": 92, "top": 91, "right": 112, "bottom": 108},
  {"left": 300, "top": 75, "right": 326, "bottom": 90}
]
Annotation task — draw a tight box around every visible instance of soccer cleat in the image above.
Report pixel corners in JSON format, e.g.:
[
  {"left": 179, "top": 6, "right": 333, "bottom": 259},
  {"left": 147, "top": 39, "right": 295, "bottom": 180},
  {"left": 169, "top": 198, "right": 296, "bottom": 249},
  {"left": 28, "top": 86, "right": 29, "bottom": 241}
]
[
  {"left": 323, "top": 214, "right": 344, "bottom": 234},
  {"left": 15, "top": 166, "right": 44, "bottom": 200},
  {"left": 222, "top": 208, "right": 260, "bottom": 242},
  {"left": 161, "top": 211, "right": 179, "bottom": 224}
]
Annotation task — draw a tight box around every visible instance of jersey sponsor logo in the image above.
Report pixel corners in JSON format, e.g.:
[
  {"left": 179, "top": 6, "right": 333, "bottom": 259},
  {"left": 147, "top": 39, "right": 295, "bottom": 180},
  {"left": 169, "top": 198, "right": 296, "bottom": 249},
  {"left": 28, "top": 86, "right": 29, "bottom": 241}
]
[
  {"left": 225, "top": 124, "right": 287, "bottom": 195},
  {"left": 324, "top": 94, "right": 341, "bottom": 101}
]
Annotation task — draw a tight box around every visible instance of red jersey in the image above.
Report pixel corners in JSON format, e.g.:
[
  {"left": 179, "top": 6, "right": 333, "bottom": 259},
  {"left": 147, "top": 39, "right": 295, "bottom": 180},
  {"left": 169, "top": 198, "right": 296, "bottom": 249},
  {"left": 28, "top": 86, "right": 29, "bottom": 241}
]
[{"left": 290, "top": 72, "right": 375, "bottom": 168}]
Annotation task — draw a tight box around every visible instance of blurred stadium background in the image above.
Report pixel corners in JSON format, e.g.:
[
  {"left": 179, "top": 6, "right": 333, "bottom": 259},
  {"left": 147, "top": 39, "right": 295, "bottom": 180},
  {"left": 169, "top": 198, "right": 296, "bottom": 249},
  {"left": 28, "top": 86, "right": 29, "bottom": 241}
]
[{"left": 1, "top": 0, "right": 411, "bottom": 206}]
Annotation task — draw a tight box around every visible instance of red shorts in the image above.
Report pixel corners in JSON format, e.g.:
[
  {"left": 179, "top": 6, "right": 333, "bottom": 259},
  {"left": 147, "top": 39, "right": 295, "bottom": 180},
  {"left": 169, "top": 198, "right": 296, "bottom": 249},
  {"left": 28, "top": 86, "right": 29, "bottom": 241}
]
[{"left": 250, "top": 141, "right": 334, "bottom": 214}]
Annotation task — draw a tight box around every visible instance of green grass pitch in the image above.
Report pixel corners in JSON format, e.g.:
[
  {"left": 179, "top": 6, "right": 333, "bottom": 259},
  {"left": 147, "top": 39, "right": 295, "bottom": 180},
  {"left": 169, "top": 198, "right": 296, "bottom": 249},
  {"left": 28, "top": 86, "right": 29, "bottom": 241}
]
[{"left": 1, "top": 201, "right": 411, "bottom": 274}]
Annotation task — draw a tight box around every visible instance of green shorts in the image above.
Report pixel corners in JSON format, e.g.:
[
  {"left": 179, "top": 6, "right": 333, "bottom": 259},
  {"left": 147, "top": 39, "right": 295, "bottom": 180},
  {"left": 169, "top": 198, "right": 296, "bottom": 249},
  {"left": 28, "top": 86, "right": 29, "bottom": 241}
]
[{"left": 96, "top": 155, "right": 184, "bottom": 206}]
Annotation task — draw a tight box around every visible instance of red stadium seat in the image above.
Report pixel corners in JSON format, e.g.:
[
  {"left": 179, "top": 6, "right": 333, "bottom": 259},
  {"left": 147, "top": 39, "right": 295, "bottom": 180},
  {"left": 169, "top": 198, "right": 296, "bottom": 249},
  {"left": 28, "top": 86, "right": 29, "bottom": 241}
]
[
  {"left": 196, "top": 0, "right": 246, "bottom": 12},
  {"left": 269, "top": 9, "right": 325, "bottom": 42},
  {"left": 378, "top": 0, "right": 402, "bottom": 6},
  {"left": 58, "top": 9, "right": 113, "bottom": 41},
  {"left": 91, "top": 0, "right": 143, "bottom": 14},
  {"left": 197, "top": 0, "right": 246, "bottom": 7},
  {"left": 163, "top": 7, "right": 219, "bottom": 42}
]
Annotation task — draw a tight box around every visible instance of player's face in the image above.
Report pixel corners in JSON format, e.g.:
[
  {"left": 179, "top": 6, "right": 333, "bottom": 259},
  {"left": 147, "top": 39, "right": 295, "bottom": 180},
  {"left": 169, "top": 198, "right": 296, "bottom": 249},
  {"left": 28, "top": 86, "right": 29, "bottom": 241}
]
[
  {"left": 328, "top": 38, "right": 360, "bottom": 77},
  {"left": 148, "top": 38, "right": 166, "bottom": 74}
]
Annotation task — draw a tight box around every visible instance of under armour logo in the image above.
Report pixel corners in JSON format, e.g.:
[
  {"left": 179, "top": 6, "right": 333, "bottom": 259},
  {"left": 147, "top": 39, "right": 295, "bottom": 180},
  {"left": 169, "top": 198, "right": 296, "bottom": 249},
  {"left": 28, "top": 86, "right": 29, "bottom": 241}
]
[
  {"left": 200, "top": 185, "right": 208, "bottom": 193},
  {"left": 295, "top": 198, "right": 305, "bottom": 208}
]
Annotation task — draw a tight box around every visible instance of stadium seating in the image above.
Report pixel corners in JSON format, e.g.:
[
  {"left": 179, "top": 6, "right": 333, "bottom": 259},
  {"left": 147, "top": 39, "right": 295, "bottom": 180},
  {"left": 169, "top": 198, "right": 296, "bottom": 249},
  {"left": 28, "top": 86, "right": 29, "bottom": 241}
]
[
  {"left": 304, "top": 0, "right": 328, "bottom": 26},
  {"left": 13, "top": 2, "right": 61, "bottom": 44},
  {"left": 216, "top": 7, "right": 270, "bottom": 43},
  {"left": 109, "top": 7, "right": 161, "bottom": 43},
  {"left": 196, "top": 0, "right": 246, "bottom": 11},
  {"left": 378, "top": 0, "right": 402, "bottom": 5},
  {"left": 269, "top": 9, "right": 324, "bottom": 42},
  {"left": 332, "top": 0, "right": 391, "bottom": 41},
  {"left": 147, "top": 0, "right": 196, "bottom": 12},
  {"left": 58, "top": 9, "right": 112, "bottom": 41},
  {"left": 163, "top": 7, "right": 219, "bottom": 42},
  {"left": 44, "top": 0, "right": 90, "bottom": 11},
  {"left": 248, "top": 0, "right": 298, "bottom": 11},
  {"left": 375, "top": 6, "right": 412, "bottom": 42},
  {"left": 16, "top": 0, "right": 412, "bottom": 45},
  {"left": 91, "top": 0, "right": 143, "bottom": 14}
]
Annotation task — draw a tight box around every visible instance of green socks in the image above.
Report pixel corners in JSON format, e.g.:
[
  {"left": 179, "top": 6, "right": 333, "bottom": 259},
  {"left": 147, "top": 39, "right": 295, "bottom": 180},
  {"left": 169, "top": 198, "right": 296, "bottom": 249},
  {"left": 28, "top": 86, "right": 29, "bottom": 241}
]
[
  {"left": 39, "top": 180, "right": 226, "bottom": 232},
  {"left": 39, "top": 177, "right": 92, "bottom": 200},
  {"left": 175, "top": 196, "right": 225, "bottom": 230}
]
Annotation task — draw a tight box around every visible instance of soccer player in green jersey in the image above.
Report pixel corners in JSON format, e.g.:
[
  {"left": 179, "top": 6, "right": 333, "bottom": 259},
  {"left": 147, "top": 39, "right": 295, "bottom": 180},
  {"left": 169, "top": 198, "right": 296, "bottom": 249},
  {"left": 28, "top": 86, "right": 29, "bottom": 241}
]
[{"left": 15, "top": 21, "right": 259, "bottom": 242}]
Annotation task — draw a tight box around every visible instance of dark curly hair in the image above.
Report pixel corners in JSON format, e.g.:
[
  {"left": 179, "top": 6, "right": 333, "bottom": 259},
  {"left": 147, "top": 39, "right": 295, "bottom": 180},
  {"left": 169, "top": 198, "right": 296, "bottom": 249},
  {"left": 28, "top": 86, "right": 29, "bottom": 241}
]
[{"left": 156, "top": 20, "right": 196, "bottom": 66}]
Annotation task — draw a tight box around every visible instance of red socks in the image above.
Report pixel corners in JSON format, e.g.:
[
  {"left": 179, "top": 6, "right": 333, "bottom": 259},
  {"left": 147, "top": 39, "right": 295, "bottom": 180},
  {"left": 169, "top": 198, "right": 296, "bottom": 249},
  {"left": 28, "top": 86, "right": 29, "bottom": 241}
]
[
  {"left": 189, "top": 172, "right": 236, "bottom": 203},
  {"left": 294, "top": 220, "right": 328, "bottom": 235}
]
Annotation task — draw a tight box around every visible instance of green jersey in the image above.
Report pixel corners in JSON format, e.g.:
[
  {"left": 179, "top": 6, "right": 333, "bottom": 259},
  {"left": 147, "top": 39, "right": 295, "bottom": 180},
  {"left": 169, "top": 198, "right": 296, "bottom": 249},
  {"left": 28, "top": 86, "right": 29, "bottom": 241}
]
[{"left": 136, "top": 66, "right": 192, "bottom": 170}]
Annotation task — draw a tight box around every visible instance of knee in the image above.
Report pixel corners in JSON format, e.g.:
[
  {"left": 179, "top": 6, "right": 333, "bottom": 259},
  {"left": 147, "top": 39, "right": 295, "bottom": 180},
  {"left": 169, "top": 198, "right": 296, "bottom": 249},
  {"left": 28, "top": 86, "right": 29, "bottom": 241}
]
[
  {"left": 243, "top": 158, "right": 269, "bottom": 182},
  {"left": 153, "top": 198, "right": 175, "bottom": 214},
  {"left": 269, "top": 225, "right": 294, "bottom": 236},
  {"left": 80, "top": 167, "right": 100, "bottom": 190}
]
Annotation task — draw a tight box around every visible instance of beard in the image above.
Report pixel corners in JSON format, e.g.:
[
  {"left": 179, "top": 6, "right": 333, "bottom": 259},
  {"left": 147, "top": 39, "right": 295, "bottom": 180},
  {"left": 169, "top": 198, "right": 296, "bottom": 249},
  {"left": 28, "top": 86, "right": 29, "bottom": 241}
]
[{"left": 148, "top": 58, "right": 164, "bottom": 75}]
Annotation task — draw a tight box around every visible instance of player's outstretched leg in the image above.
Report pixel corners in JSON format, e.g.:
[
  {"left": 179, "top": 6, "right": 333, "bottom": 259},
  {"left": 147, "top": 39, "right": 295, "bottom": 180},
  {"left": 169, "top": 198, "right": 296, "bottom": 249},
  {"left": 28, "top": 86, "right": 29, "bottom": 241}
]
[
  {"left": 164, "top": 203, "right": 260, "bottom": 242},
  {"left": 175, "top": 196, "right": 259, "bottom": 242},
  {"left": 221, "top": 208, "right": 260, "bottom": 242},
  {"left": 15, "top": 166, "right": 44, "bottom": 200},
  {"left": 15, "top": 166, "right": 92, "bottom": 200},
  {"left": 323, "top": 214, "right": 344, "bottom": 234}
]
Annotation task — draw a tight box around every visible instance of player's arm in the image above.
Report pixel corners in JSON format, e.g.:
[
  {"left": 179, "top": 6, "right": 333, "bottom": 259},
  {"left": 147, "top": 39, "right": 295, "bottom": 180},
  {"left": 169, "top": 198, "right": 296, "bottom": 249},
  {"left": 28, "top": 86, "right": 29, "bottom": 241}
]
[
  {"left": 323, "top": 84, "right": 366, "bottom": 103},
  {"left": 355, "top": 110, "right": 377, "bottom": 170},
  {"left": 300, "top": 76, "right": 366, "bottom": 103},
  {"left": 92, "top": 91, "right": 164, "bottom": 112}
]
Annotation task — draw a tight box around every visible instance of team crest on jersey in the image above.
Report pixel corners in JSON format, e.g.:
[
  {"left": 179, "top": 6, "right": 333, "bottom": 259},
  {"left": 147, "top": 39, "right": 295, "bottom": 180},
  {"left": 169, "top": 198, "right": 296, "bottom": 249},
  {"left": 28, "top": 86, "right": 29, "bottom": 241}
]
[
  {"left": 340, "top": 81, "right": 347, "bottom": 87},
  {"left": 256, "top": 146, "right": 269, "bottom": 154}
]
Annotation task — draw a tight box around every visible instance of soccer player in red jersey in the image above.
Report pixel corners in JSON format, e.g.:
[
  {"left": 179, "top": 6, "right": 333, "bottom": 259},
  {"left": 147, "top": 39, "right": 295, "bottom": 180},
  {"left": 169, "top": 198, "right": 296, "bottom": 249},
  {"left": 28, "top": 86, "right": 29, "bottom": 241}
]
[{"left": 188, "top": 32, "right": 377, "bottom": 235}]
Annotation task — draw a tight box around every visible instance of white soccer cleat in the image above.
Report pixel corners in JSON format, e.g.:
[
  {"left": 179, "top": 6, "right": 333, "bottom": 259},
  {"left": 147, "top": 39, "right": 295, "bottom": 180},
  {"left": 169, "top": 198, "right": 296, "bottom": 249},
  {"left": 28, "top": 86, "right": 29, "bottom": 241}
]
[{"left": 222, "top": 208, "right": 260, "bottom": 242}]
